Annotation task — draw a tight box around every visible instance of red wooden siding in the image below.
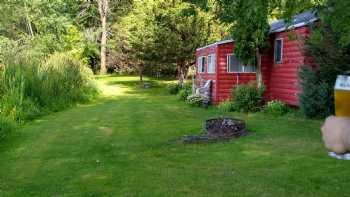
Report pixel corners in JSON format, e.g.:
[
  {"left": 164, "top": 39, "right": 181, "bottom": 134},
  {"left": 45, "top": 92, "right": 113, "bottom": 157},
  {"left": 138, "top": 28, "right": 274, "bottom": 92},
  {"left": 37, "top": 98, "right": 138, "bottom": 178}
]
[
  {"left": 195, "top": 26, "right": 311, "bottom": 106},
  {"left": 264, "top": 26, "right": 311, "bottom": 106},
  {"left": 216, "top": 42, "right": 256, "bottom": 102}
]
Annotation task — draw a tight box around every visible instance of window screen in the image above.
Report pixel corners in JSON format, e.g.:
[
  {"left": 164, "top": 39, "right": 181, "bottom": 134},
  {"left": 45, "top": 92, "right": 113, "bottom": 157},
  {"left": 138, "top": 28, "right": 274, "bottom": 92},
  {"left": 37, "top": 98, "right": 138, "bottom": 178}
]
[
  {"left": 197, "top": 56, "right": 206, "bottom": 73},
  {"left": 227, "top": 54, "right": 256, "bottom": 73},
  {"left": 274, "top": 39, "right": 283, "bottom": 63},
  {"left": 207, "top": 54, "right": 216, "bottom": 73},
  {"left": 227, "top": 54, "right": 241, "bottom": 72}
]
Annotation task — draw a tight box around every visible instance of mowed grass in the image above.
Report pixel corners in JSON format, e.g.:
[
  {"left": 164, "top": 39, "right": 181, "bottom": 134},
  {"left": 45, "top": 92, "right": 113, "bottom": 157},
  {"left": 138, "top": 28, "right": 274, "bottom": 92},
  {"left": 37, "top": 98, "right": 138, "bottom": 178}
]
[{"left": 0, "top": 76, "right": 349, "bottom": 196}]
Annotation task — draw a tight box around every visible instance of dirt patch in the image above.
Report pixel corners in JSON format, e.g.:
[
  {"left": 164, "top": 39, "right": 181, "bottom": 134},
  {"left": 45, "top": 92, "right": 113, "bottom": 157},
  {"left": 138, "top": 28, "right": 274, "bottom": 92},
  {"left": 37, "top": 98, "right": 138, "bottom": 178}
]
[{"left": 99, "top": 127, "right": 113, "bottom": 136}]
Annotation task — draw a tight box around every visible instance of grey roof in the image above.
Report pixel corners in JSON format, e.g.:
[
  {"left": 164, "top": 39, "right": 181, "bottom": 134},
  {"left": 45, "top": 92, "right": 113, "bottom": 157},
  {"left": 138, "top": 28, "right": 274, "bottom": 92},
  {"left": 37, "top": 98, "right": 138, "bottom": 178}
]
[
  {"left": 270, "top": 10, "right": 318, "bottom": 33},
  {"left": 197, "top": 11, "right": 318, "bottom": 51}
]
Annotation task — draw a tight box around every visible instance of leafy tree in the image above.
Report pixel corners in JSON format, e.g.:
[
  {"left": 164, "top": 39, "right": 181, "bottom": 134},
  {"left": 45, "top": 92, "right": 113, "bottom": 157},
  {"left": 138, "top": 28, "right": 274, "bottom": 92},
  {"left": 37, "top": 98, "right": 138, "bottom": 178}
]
[
  {"left": 152, "top": 0, "right": 211, "bottom": 85},
  {"left": 321, "top": 0, "right": 350, "bottom": 47},
  {"left": 217, "top": 0, "right": 278, "bottom": 86}
]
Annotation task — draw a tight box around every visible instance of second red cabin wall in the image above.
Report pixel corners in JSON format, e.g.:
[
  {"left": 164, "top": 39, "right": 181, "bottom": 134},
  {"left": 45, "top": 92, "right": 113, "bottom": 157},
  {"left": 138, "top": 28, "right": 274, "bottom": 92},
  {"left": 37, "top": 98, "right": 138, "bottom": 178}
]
[
  {"left": 195, "top": 45, "right": 218, "bottom": 102},
  {"left": 262, "top": 26, "right": 311, "bottom": 106}
]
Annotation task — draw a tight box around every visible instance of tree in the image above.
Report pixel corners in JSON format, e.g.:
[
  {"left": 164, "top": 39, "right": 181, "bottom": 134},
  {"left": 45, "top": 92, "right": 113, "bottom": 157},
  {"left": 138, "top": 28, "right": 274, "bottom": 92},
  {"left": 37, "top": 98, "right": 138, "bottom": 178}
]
[
  {"left": 98, "top": 0, "right": 108, "bottom": 74},
  {"left": 152, "top": 0, "right": 211, "bottom": 85},
  {"left": 217, "top": 0, "right": 277, "bottom": 86}
]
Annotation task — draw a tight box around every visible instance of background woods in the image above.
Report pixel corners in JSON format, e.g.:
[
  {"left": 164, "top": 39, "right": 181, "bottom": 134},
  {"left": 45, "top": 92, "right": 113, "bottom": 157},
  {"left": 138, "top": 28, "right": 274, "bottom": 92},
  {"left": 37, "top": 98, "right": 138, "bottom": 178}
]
[{"left": 1, "top": 0, "right": 349, "bottom": 118}]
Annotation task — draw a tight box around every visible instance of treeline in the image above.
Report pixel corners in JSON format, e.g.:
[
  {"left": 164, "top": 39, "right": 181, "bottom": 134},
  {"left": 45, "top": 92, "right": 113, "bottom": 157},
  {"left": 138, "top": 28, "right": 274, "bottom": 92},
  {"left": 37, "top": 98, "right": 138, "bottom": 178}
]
[{"left": 1, "top": 0, "right": 349, "bottom": 125}]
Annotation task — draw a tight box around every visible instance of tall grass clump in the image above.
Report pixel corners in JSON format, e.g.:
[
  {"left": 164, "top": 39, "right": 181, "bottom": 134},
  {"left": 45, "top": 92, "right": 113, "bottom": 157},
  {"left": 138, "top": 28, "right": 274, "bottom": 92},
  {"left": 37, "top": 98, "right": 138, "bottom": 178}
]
[
  {"left": 38, "top": 53, "right": 98, "bottom": 111},
  {"left": 0, "top": 50, "right": 98, "bottom": 123},
  {"left": 0, "top": 116, "right": 16, "bottom": 140}
]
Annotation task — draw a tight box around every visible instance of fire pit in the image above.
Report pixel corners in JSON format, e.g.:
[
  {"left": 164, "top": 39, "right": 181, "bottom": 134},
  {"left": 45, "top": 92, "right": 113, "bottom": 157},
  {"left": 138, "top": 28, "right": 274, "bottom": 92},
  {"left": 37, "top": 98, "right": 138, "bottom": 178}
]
[{"left": 182, "top": 117, "right": 250, "bottom": 143}]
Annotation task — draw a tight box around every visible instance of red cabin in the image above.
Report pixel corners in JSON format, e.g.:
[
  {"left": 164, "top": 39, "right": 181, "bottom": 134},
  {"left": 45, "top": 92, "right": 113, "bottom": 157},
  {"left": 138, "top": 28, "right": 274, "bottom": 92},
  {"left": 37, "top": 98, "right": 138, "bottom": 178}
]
[{"left": 195, "top": 11, "right": 317, "bottom": 106}]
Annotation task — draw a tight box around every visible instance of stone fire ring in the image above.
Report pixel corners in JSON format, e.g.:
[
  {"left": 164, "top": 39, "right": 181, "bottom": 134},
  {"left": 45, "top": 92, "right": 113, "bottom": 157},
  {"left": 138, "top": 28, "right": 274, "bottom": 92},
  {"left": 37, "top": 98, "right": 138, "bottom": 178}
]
[{"left": 182, "top": 117, "right": 250, "bottom": 143}]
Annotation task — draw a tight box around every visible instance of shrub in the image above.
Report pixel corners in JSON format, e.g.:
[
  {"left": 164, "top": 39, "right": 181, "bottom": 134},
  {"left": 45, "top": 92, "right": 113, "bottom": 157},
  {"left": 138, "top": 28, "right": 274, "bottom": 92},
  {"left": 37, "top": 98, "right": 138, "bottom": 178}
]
[
  {"left": 177, "top": 84, "right": 192, "bottom": 101},
  {"left": 299, "top": 66, "right": 334, "bottom": 118},
  {"left": 0, "top": 116, "right": 16, "bottom": 140},
  {"left": 178, "top": 89, "right": 189, "bottom": 101},
  {"left": 263, "top": 100, "right": 290, "bottom": 116},
  {"left": 168, "top": 82, "right": 192, "bottom": 95},
  {"left": 231, "top": 82, "right": 265, "bottom": 112},
  {"left": 217, "top": 101, "right": 236, "bottom": 112},
  {"left": 168, "top": 83, "right": 181, "bottom": 95},
  {"left": 186, "top": 95, "right": 204, "bottom": 107}
]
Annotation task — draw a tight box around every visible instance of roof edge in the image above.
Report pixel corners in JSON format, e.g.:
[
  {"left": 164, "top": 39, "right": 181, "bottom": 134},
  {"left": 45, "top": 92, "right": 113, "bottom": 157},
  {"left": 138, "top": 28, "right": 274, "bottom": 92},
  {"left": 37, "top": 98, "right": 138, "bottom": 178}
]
[
  {"left": 270, "top": 17, "right": 318, "bottom": 33},
  {"left": 196, "top": 39, "right": 234, "bottom": 51}
]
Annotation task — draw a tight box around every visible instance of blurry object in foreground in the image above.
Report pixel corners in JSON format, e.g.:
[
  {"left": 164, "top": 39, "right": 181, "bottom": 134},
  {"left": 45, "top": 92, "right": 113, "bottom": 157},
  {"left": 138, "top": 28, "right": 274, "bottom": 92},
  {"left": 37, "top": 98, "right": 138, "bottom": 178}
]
[
  {"left": 334, "top": 75, "right": 350, "bottom": 117},
  {"left": 321, "top": 116, "right": 350, "bottom": 154}
]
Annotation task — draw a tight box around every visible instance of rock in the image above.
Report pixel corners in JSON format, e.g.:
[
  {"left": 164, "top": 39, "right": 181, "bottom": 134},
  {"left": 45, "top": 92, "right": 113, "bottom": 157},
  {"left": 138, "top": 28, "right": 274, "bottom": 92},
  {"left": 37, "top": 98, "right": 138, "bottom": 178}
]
[
  {"left": 143, "top": 82, "right": 152, "bottom": 89},
  {"left": 321, "top": 116, "right": 350, "bottom": 154}
]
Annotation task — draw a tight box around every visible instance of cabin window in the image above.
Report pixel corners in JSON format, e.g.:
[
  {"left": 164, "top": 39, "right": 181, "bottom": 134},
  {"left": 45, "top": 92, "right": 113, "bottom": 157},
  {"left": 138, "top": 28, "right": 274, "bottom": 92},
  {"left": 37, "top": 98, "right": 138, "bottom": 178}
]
[
  {"left": 227, "top": 54, "right": 256, "bottom": 73},
  {"left": 207, "top": 54, "right": 216, "bottom": 73},
  {"left": 197, "top": 56, "right": 206, "bottom": 73},
  {"left": 274, "top": 38, "right": 283, "bottom": 64}
]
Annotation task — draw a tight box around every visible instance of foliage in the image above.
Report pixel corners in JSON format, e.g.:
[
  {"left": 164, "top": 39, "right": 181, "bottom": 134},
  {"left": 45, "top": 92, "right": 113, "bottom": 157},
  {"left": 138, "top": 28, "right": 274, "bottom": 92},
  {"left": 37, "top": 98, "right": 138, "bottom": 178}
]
[
  {"left": 0, "top": 51, "right": 98, "bottom": 122},
  {"left": 322, "top": 0, "right": 350, "bottom": 47},
  {"left": 299, "top": 66, "right": 335, "bottom": 118},
  {"left": 299, "top": 1, "right": 350, "bottom": 118},
  {"left": 168, "top": 83, "right": 182, "bottom": 95},
  {"left": 0, "top": 116, "right": 16, "bottom": 140},
  {"left": 263, "top": 100, "right": 290, "bottom": 116},
  {"left": 186, "top": 94, "right": 204, "bottom": 107},
  {"left": 217, "top": 100, "right": 236, "bottom": 112},
  {"left": 231, "top": 83, "right": 265, "bottom": 112},
  {"left": 151, "top": 0, "right": 212, "bottom": 84},
  {"left": 39, "top": 53, "right": 98, "bottom": 110},
  {"left": 178, "top": 84, "right": 192, "bottom": 101},
  {"left": 217, "top": 0, "right": 273, "bottom": 65}
]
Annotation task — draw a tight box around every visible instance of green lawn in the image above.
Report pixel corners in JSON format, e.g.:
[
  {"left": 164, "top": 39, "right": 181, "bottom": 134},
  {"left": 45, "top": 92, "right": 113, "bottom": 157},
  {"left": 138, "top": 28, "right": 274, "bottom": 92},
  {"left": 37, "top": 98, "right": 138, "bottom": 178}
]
[{"left": 0, "top": 76, "right": 349, "bottom": 196}]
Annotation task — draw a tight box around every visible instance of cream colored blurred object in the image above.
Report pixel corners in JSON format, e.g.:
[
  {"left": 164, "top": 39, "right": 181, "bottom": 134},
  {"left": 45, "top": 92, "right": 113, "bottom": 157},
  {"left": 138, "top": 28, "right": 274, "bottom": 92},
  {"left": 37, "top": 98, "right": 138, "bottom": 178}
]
[{"left": 321, "top": 116, "right": 350, "bottom": 154}]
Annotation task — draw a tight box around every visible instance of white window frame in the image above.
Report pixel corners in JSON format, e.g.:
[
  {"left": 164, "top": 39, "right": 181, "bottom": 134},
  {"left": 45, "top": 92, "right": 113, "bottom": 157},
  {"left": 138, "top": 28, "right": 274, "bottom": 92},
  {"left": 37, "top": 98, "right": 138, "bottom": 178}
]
[
  {"left": 227, "top": 53, "right": 235, "bottom": 73},
  {"left": 227, "top": 53, "right": 256, "bottom": 73},
  {"left": 207, "top": 54, "right": 216, "bottom": 74},
  {"left": 197, "top": 56, "right": 206, "bottom": 73},
  {"left": 274, "top": 38, "right": 283, "bottom": 64}
]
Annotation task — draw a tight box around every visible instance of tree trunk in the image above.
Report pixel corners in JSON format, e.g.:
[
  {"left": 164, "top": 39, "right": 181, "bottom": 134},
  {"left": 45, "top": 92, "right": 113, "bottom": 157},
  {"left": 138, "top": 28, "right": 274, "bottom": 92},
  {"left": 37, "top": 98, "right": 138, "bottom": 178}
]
[
  {"left": 177, "top": 65, "right": 185, "bottom": 87},
  {"left": 98, "top": 0, "right": 108, "bottom": 74},
  {"left": 24, "top": 0, "right": 34, "bottom": 38},
  {"left": 256, "top": 49, "right": 262, "bottom": 87},
  {"left": 139, "top": 64, "right": 144, "bottom": 82}
]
